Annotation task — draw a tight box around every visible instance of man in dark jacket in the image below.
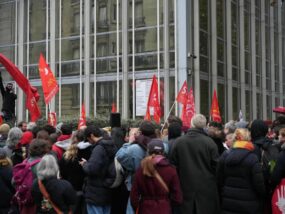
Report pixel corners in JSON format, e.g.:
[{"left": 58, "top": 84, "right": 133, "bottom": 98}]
[
  {"left": 0, "top": 73, "right": 17, "bottom": 122},
  {"left": 80, "top": 125, "right": 117, "bottom": 214},
  {"left": 170, "top": 114, "right": 220, "bottom": 214}
]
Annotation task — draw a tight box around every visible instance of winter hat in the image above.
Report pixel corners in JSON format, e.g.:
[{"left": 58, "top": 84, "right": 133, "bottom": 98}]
[
  {"left": 0, "top": 148, "right": 7, "bottom": 159},
  {"left": 140, "top": 121, "right": 155, "bottom": 137},
  {"left": 0, "top": 124, "right": 10, "bottom": 135},
  {"left": 147, "top": 139, "right": 164, "bottom": 154},
  {"left": 251, "top": 119, "right": 268, "bottom": 140},
  {"left": 20, "top": 131, "right": 34, "bottom": 145}
]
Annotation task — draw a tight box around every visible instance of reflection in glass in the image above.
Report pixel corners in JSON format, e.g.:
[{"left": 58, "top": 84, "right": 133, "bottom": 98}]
[
  {"left": 29, "top": 0, "right": 47, "bottom": 41},
  {"left": 62, "top": 0, "right": 81, "bottom": 37},
  {"left": 61, "top": 38, "right": 81, "bottom": 61},
  {"left": 29, "top": 42, "right": 46, "bottom": 64},
  {"left": 200, "top": 79, "right": 209, "bottom": 117},
  {"left": 0, "top": 2, "right": 16, "bottom": 45}
]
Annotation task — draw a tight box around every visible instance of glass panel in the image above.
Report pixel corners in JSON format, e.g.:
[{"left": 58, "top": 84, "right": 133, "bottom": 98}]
[
  {"left": 60, "top": 84, "right": 80, "bottom": 119},
  {"left": 233, "top": 87, "right": 238, "bottom": 120},
  {"left": 218, "top": 83, "right": 225, "bottom": 120},
  {"left": 200, "top": 79, "right": 209, "bottom": 117},
  {"left": 256, "top": 93, "right": 262, "bottom": 119},
  {"left": 231, "top": 2, "right": 238, "bottom": 45},
  {"left": 62, "top": 0, "right": 81, "bottom": 37},
  {"left": 217, "top": 39, "right": 224, "bottom": 62},
  {"left": 0, "top": 2, "right": 16, "bottom": 45},
  {"left": 0, "top": 46, "right": 15, "bottom": 63},
  {"left": 61, "top": 61, "right": 80, "bottom": 77},
  {"left": 216, "top": 0, "right": 224, "bottom": 38},
  {"left": 217, "top": 62, "right": 224, "bottom": 77},
  {"left": 232, "top": 67, "right": 238, "bottom": 81},
  {"left": 245, "top": 90, "right": 251, "bottom": 120},
  {"left": 200, "top": 56, "right": 209, "bottom": 73},
  {"left": 29, "top": 0, "right": 47, "bottom": 41},
  {"left": 61, "top": 38, "right": 80, "bottom": 61},
  {"left": 200, "top": 31, "right": 208, "bottom": 56},
  {"left": 29, "top": 42, "right": 46, "bottom": 64},
  {"left": 200, "top": 0, "right": 208, "bottom": 31}
]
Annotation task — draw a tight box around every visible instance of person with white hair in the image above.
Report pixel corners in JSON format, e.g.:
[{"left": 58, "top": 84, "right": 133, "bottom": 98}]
[
  {"left": 32, "top": 154, "right": 77, "bottom": 214},
  {"left": 170, "top": 114, "right": 220, "bottom": 214}
]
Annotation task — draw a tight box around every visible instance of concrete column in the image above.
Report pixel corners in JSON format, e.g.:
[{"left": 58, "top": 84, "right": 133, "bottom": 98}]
[
  {"left": 193, "top": 0, "right": 200, "bottom": 113},
  {"left": 163, "top": 0, "right": 170, "bottom": 120},
  {"left": 270, "top": 6, "right": 275, "bottom": 120},
  {"left": 122, "top": 0, "right": 129, "bottom": 119},
  {"left": 50, "top": 0, "right": 56, "bottom": 113},
  {"left": 260, "top": 0, "right": 267, "bottom": 119},
  {"left": 17, "top": 0, "right": 25, "bottom": 121},
  {"left": 239, "top": 0, "right": 246, "bottom": 120},
  {"left": 251, "top": 1, "right": 257, "bottom": 119},
  {"left": 226, "top": 0, "right": 233, "bottom": 120},
  {"left": 176, "top": 0, "right": 188, "bottom": 112},
  {"left": 84, "top": 0, "right": 90, "bottom": 116},
  {"left": 278, "top": 4, "right": 283, "bottom": 105},
  {"left": 211, "top": 0, "right": 217, "bottom": 93}
]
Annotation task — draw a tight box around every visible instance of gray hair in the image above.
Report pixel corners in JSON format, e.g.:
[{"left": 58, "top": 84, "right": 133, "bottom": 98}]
[
  {"left": 191, "top": 114, "right": 207, "bottom": 129},
  {"left": 37, "top": 154, "right": 59, "bottom": 180},
  {"left": 224, "top": 120, "right": 236, "bottom": 134},
  {"left": 6, "top": 127, "right": 22, "bottom": 147}
]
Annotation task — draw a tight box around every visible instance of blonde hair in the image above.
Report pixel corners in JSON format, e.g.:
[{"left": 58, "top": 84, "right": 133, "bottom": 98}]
[
  {"left": 63, "top": 131, "right": 82, "bottom": 161},
  {"left": 233, "top": 128, "right": 251, "bottom": 141}
]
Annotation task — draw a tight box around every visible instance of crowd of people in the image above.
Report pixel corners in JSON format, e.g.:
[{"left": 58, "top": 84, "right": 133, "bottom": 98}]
[{"left": 0, "top": 114, "right": 285, "bottom": 214}]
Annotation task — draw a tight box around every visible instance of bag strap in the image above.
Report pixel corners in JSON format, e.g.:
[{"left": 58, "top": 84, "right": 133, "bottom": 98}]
[
  {"left": 38, "top": 179, "right": 63, "bottom": 214},
  {"left": 153, "top": 170, "right": 169, "bottom": 193}
]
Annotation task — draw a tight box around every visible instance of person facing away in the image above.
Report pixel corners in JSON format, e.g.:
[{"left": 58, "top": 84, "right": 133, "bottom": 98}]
[
  {"left": 32, "top": 154, "right": 77, "bottom": 214},
  {"left": 217, "top": 128, "right": 266, "bottom": 214},
  {"left": 0, "top": 73, "right": 17, "bottom": 121},
  {"left": 130, "top": 139, "right": 182, "bottom": 214},
  {"left": 170, "top": 114, "right": 220, "bottom": 214},
  {"left": 79, "top": 125, "right": 117, "bottom": 214}
]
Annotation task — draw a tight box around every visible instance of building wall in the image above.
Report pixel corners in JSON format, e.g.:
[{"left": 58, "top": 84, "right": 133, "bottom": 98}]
[{"left": 0, "top": 0, "right": 284, "bottom": 122}]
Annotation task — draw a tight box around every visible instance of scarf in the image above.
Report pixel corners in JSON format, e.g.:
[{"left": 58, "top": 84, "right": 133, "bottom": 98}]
[{"left": 233, "top": 140, "right": 254, "bottom": 151}]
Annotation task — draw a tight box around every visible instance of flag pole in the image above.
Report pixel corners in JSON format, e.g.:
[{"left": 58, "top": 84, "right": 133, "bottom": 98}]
[{"left": 160, "top": 101, "right": 176, "bottom": 132}]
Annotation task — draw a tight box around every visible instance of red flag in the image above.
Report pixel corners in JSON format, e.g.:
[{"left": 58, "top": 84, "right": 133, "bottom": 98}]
[
  {"left": 176, "top": 81, "right": 188, "bottom": 105},
  {"left": 210, "top": 89, "right": 222, "bottom": 122},
  {"left": 78, "top": 103, "right": 86, "bottom": 130},
  {"left": 39, "top": 54, "right": 59, "bottom": 104},
  {"left": 48, "top": 112, "right": 57, "bottom": 127},
  {"left": 145, "top": 75, "right": 161, "bottom": 124},
  {"left": 0, "top": 54, "right": 41, "bottom": 121},
  {"left": 112, "top": 102, "right": 117, "bottom": 113},
  {"left": 181, "top": 88, "right": 195, "bottom": 127},
  {"left": 144, "top": 107, "right": 151, "bottom": 121}
]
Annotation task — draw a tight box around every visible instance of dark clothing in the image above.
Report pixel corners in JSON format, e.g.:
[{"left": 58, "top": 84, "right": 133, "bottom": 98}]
[
  {"left": 130, "top": 157, "right": 183, "bottom": 214},
  {"left": 82, "top": 139, "right": 118, "bottom": 206},
  {"left": 32, "top": 177, "right": 77, "bottom": 214},
  {"left": 170, "top": 128, "right": 220, "bottom": 214},
  {"left": 0, "top": 165, "right": 14, "bottom": 210},
  {"left": 0, "top": 135, "right": 7, "bottom": 148},
  {"left": 0, "top": 79, "right": 17, "bottom": 119},
  {"left": 59, "top": 156, "right": 86, "bottom": 191},
  {"left": 217, "top": 148, "right": 266, "bottom": 214},
  {"left": 211, "top": 137, "right": 225, "bottom": 156}
]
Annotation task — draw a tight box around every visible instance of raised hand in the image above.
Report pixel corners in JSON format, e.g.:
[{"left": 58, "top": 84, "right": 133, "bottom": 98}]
[{"left": 276, "top": 185, "right": 285, "bottom": 214}]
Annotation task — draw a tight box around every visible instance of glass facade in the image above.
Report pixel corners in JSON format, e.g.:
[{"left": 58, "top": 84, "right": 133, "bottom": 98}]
[{"left": 0, "top": 0, "right": 284, "bottom": 121}]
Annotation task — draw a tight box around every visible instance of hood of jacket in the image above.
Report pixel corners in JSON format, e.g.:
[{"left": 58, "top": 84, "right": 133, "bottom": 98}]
[
  {"left": 77, "top": 141, "right": 92, "bottom": 150},
  {"left": 55, "top": 138, "right": 72, "bottom": 150}
]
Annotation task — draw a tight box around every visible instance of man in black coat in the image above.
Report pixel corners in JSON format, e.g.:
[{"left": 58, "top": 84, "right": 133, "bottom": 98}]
[
  {"left": 0, "top": 73, "right": 17, "bottom": 122},
  {"left": 170, "top": 114, "right": 220, "bottom": 214},
  {"left": 80, "top": 125, "right": 117, "bottom": 214}
]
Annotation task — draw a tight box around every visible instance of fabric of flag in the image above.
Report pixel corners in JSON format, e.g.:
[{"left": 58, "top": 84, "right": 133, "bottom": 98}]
[
  {"left": 181, "top": 88, "right": 195, "bottom": 127},
  {"left": 239, "top": 110, "right": 243, "bottom": 121},
  {"left": 48, "top": 112, "right": 57, "bottom": 127},
  {"left": 38, "top": 53, "right": 59, "bottom": 104},
  {"left": 176, "top": 81, "right": 188, "bottom": 105},
  {"left": 145, "top": 75, "right": 161, "bottom": 123},
  {"left": 210, "top": 89, "right": 222, "bottom": 123},
  {"left": 144, "top": 107, "right": 151, "bottom": 121},
  {"left": 0, "top": 53, "right": 41, "bottom": 121},
  {"left": 112, "top": 102, "right": 117, "bottom": 113},
  {"left": 78, "top": 103, "right": 86, "bottom": 130}
]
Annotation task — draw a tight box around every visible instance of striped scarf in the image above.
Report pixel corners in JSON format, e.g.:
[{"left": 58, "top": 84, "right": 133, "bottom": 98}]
[{"left": 233, "top": 140, "right": 254, "bottom": 151}]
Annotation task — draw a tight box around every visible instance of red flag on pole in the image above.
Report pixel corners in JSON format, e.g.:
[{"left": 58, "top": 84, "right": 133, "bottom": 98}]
[
  {"left": 0, "top": 54, "right": 41, "bottom": 121},
  {"left": 210, "top": 89, "right": 222, "bottom": 122},
  {"left": 145, "top": 75, "right": 161, "bottom": 124},
  {"left": 176, "top": 81, "right": 188, "bottom": 105},
  {"left": 78, "top": 103, "right": 86, "bottom": 130},
  {"left": 48, "top": 112, "right": 57, "bottom": 127},
  {"left": 112, "top": 102, "right": 117, "bottom": 113},
  {"left": 181, "top": 88, "right": 195, "bottom": 127},
  {"left": 38, "top": 53, "right": 59, "bottom": 104},
  {"left": 144, "top": 107, "right": 151, "bottom": 121}
]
